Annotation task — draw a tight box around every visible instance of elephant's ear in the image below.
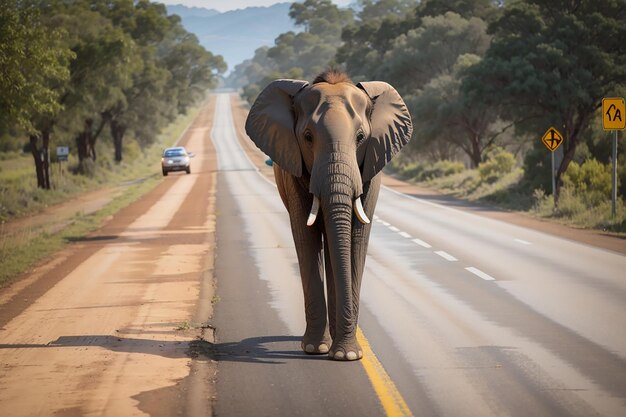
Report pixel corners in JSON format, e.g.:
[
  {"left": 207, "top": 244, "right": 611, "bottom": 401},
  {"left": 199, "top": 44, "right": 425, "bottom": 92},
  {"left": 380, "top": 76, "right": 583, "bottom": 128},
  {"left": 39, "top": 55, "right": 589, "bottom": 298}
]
[
  {"left": 357, "top": 81, "right": 413, "bottom": 183},
  {"left": 245, "top": 79, "right": 309, "bottom": 177}
]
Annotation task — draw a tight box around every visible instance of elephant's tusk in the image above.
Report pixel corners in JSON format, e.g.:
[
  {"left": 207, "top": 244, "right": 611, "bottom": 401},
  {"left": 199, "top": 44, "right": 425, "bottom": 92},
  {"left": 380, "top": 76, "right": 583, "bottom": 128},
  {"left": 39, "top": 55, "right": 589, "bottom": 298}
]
[
  {"left": 354, "top": 197, "right": 370, "bottom": 224},
  {"left": 307, "top": 195, "right": 321, "bottom": 226}
]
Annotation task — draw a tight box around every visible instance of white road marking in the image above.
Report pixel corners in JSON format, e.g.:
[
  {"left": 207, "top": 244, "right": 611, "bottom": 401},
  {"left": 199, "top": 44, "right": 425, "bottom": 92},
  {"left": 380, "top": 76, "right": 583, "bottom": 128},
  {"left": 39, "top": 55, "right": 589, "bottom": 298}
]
[
  {"left": 389, "top": 226, "right": 400, "bottom": 232},
  {"left": 465, "top": 267, "right": 496, "bottom": 281},
  {"left": 435, "top": 251, "right": 458, "bottom": 262},
  {"left": 381, "top": 221, "right": 390, "bottom": 227},
  {"left": 398, "top": 232, "right": 411, "bottom": 239},
  {"left": 412, "top": 238, "right": 432, "bottom": 248},
  {"left": 514, "top": 238, "right": 531, "bottom": 245}
]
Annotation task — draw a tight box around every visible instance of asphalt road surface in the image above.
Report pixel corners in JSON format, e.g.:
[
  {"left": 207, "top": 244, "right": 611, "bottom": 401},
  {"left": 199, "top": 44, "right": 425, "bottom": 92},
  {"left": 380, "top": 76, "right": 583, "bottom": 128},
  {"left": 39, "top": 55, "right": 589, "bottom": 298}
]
[
  {"left": 0, "top": 92, "right": 624, "bottom": 417},
  {"left": 211, "top": 93, "right": 626, "bottom": 417}
]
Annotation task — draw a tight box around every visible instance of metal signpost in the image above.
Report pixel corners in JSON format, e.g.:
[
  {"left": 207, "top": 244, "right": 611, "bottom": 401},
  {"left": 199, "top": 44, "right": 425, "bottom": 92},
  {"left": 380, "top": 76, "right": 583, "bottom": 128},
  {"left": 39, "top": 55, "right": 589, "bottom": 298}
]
[
  {"left": 602, "top": 97, "right": 625, "bottom": 217},
  {"left": 541, "top": 127, "right": 564, "bottom": 201}
]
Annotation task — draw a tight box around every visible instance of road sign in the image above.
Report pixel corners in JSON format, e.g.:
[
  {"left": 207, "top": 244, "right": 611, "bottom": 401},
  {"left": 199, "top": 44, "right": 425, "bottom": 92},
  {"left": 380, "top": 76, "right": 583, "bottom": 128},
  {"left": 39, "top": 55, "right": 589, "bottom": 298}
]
[
  {"left": 541, "top": 127, "right": 563, "bottom": 152},
  {"left": 57, "top": 146, "right": 69, "bottom": 161},
  {"left": 603, "top": 97, "right": 625, "bottom": 130}
]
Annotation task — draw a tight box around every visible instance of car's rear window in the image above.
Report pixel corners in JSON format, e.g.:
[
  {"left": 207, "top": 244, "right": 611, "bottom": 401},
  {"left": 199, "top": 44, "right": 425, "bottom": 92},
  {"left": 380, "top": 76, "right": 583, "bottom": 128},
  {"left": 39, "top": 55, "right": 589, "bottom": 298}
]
[{"left": 164, "top": 149, "right": 186, "bottom": 157}]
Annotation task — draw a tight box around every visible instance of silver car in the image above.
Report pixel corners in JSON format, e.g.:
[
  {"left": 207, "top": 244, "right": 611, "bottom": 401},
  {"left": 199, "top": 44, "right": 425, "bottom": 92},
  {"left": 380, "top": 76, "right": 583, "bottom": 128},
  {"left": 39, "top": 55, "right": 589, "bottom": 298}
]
[{"left": 161, "top": 146, "right": 191, "bottom": 176}]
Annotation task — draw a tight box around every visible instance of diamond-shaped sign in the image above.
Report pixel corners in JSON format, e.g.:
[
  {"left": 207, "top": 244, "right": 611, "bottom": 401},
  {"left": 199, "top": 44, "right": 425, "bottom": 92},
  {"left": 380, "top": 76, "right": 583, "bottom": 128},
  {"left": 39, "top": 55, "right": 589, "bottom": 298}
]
[{"left": 541, "top": 127, "right": 563, "bottom": 152}]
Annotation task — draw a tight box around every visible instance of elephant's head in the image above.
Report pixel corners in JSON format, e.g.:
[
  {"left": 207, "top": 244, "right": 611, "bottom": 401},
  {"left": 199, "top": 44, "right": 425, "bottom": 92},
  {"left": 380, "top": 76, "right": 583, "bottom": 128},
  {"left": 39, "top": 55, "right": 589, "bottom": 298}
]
[{"left": 245, "top": 71, "right": 413, "bottom": 226}]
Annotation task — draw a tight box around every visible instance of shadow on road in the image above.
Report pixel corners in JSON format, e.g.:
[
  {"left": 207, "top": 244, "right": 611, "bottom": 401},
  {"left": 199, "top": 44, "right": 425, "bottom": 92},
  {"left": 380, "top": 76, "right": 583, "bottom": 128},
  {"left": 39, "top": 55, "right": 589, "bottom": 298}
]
[
  {"left": 0, "top": 334, "right": 325, "bottom": 365},
  {"left": 192, "top": 335, "right": 328, "bottom": 365}
]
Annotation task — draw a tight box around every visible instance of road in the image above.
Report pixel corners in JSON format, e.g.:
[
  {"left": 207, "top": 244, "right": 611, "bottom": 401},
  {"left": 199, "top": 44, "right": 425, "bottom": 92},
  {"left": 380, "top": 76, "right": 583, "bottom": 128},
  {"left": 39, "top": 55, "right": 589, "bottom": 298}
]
[{"left": 0, "top": 92, "right": 625, "bottom": 417}]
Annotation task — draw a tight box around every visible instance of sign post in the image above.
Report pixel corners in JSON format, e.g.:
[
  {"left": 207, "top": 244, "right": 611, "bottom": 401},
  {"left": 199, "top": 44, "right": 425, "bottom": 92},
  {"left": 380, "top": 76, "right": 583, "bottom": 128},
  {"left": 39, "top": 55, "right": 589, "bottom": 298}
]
[
  {"left": 602, "top": 97, "right": 625, "bottom": 217},
  {"left": 541, "top": 127, "right": 564, "bottom": 202}
]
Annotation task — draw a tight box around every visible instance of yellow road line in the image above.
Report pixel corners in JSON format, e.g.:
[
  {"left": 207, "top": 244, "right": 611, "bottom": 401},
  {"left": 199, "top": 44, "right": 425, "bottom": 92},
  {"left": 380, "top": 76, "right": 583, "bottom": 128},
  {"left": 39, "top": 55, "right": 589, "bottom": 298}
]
[{"left": 357, "top": 327, "right": 414, "bottom": 417}]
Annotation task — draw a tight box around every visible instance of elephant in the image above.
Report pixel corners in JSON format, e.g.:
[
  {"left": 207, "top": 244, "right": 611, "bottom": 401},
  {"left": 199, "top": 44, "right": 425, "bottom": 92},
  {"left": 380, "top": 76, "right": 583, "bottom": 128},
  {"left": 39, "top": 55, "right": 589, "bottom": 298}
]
[{"left": 245, "top": 70, "right": 412, "bottom": 361}]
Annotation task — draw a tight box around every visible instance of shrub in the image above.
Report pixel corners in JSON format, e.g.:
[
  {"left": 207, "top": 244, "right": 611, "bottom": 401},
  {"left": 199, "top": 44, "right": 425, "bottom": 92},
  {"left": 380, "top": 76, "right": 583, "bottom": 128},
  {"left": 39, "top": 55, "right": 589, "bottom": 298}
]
[
  {"left": 419, "top": 160, "right": 464, "bottom": 180},
  {"left": 562, "top": 159, "right": 612, "bottom": 207},
  {"left": 478, "top": 147, "right": 516, "bottom": 183}
]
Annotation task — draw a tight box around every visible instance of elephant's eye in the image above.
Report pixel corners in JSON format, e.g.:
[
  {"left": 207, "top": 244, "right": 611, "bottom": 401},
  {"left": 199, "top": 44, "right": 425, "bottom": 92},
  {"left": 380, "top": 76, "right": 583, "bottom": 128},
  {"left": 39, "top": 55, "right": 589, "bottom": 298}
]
[
  {"left": 356, "top": 131, "right": 366, "bottom": 145},
  {"left": 304, "top": 131, "right": 313, "bottom": 143}
]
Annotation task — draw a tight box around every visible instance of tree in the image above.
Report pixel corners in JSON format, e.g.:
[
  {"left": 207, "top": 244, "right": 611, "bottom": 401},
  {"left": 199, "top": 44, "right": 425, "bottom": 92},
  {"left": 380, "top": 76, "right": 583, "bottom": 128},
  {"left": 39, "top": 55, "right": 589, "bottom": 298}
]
[
  {"left": 381, "top": 12, "right": 491, "bottom": 94},
  {"left": 101, "top": 1, "right": 225, "bottom": 162},
  {"left": 0, "top": 1, "right": 73, "bottom": 189},
  {"left": 410, "top": 54, "right": 512, "bottom": 167},
  {"left": 337, "top": 0, "right": 417, "bottom": 81},
  {"left": 463, "top": 0, "right": 626, "bottom": 201},
  {"left": 236, "top": 0, "right": 353, "bottom": 103},
  {"left": 416, "top": 0, "right": 502, "bottom": 22}
]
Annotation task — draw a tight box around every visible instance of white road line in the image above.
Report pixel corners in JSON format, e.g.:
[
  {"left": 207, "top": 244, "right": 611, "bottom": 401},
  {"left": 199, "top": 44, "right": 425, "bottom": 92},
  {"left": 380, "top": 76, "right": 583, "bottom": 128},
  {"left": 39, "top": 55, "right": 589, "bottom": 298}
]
[
  {"left": 514, "top": 238, "right": 531, "bottom": 245},
  {"left": 381, "top": 221, "right": 390, "bottom": 227},
  {"left": 465, "top": 267, "right": 496, "bottom": 281},
  {"left": 389, "top": 226, "right": 400, "bottom": 232},
  {"left": 398, "top": 232, "right": 411, "bottom": 239},
  {"left": 435, "top": 251, "right": 458, "bottom": 262},
  {"left": 412, "top": 238, "right": 432, "bottom": 248}
]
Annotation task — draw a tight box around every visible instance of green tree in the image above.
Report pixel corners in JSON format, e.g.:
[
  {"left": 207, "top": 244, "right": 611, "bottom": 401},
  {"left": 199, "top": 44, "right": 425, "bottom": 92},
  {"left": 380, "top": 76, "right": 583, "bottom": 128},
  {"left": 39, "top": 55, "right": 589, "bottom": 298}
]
[
  {"left": 0, "top": 1, "right": 73, "bottom": 188},
  {"left": 100, "top": 0, "right": 226, "bottom": 162},
  {"left": 337, "top": 0, "right": 417, "bottom": 81},
  {"left": 236, "top": 0, "right": 353, "bottom": 103},
  {"left": 415, "top": 0, "right": 502, "bottom": 22},
  {"left": 382, "top": 12, "right": 491, "bottom": 94},
  {"left": 410, "top": 53, "right": 512, "bottom": 167},
  {"left": 463, "top": 0, "right": 626, "bottom": 201}
]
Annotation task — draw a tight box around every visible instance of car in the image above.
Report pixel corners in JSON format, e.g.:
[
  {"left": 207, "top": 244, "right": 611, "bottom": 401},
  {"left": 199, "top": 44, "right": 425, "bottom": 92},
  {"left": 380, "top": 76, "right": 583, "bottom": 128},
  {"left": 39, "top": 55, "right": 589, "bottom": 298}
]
[{"left": 161, "top": 146, "right": 192, "bottom": 176}]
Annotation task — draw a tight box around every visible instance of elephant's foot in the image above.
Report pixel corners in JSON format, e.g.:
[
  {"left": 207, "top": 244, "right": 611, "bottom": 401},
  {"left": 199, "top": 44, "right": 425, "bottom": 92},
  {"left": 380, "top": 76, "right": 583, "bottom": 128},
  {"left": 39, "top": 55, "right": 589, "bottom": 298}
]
[
  {"left": 328, "top": 339, "right": 363, "bottom": 361},
  {"left": 301, "top": 333, "right": 331, "bottom": 355}
]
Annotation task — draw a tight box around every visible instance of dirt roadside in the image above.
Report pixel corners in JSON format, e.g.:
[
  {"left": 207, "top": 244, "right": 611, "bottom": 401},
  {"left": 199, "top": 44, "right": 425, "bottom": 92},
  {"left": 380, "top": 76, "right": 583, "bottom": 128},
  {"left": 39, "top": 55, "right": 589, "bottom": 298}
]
[{"left": 0, "top": 98, "right": 218, "bottom": 416}]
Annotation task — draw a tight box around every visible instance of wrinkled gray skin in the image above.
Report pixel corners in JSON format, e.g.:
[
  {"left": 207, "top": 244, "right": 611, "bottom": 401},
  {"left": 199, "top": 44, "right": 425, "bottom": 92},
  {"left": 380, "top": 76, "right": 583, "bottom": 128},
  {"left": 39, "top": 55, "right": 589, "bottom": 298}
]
[{"left": 245, "top": 75, "right": 412, "bottom": 361}]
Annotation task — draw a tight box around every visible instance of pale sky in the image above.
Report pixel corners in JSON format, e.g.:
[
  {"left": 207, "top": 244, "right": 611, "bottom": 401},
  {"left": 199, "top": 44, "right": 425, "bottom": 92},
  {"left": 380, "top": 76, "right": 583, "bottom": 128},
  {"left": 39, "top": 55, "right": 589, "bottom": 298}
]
[{"left": 158, "top": 0, "right": 354, "bottom": 13}]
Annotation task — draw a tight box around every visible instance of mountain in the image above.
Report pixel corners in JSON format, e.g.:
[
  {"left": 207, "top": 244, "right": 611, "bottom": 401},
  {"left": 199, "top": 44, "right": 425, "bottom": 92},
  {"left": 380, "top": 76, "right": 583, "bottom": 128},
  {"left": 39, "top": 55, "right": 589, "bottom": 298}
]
[
  {"left": 166, "top": 4, "right": 220, "bottom": 18},
  {"left": 166, "top": 3, "right": 299, "bottom": 74}
]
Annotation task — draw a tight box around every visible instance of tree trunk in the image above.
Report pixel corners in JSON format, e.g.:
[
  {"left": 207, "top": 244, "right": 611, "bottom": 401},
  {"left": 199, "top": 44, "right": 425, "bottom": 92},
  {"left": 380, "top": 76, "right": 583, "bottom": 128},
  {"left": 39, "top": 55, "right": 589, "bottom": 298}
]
[
  {"left": 30, "top": 135, "right": 45, "bottom": 189},
  {"left": 76, "top": 130, "right": 89, "bottom": 162},
  {"left": 75, "top": 119, "right": 98, "bottom": 163},
  {"left": 42, "top": 129, "right": 50, "bottom": 189},
  {"left": 111, "top": 120, "right": 126, "bottom": 163},
  {"left": 469, "top": 134, "right": 482, "bottom": 168},
  {"left": 29, "top": 132, "right": 51, "bottom": 190}
]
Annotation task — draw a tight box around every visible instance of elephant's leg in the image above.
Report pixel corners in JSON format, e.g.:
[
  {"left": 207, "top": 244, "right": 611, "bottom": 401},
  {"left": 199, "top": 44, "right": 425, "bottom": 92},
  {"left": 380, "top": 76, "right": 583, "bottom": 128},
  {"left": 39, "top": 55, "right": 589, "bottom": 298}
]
[
  {"left": 294, "top": 226, "right": 331, "bottom": 354},
  {"left": 323, "top": 237, "right": 336, "bottom": 340},
  {"left": 327, "top": 175, "right": 381, "bottom": 361},
  {"left": 276, "top": 169, "right": 331, "bottom": 354}
]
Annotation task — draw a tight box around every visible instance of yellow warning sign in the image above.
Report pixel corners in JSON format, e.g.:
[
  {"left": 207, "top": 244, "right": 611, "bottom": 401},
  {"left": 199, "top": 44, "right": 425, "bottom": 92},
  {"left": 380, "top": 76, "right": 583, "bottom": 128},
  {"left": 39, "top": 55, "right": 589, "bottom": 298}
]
[
  {"left": 541, "top": 127, "right": 564, "bottom": 152},
  {"left": 603, "top": 97, "right": 625, "bottom": 130}
]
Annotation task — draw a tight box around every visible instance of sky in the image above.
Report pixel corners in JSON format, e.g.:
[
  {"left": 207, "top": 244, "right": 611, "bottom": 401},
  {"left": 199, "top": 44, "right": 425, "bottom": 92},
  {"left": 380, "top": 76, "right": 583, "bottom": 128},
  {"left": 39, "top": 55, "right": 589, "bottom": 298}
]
[{"left": 158, "top": 0, "right": 354, "bottom": 13}]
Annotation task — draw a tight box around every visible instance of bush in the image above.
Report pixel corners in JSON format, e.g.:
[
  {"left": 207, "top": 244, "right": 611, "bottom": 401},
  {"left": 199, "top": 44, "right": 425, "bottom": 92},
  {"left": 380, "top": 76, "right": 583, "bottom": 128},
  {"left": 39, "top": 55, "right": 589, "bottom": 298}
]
[
  {"left": 562, "top": 159, "right": 612, "bottom": 207},
  {"left": 478, "top": 147, "right": 516, "bottom": 183},
  {"left": 419, "top": 160, "right": 464, "bottom": 181},
  {"left": 397, "top": 161, "right": 426, "bottom": 179}
]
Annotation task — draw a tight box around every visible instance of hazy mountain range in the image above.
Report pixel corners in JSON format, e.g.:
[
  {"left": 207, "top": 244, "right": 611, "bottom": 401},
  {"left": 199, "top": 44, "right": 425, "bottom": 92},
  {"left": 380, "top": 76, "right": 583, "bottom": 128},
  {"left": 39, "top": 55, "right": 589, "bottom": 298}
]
[{"left": 166, "top": 3, "right": 299, "bottom": 73}]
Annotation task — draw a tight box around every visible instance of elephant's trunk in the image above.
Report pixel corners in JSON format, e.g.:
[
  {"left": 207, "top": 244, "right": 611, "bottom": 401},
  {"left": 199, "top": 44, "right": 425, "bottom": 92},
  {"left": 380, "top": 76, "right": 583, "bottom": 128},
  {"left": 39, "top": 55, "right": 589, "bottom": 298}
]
[
  {"left": 321, "top": 171, "right": 356, "bottom": 342},
  {"left": 309, "top": 146, "right": 364, "bottom": 349}
]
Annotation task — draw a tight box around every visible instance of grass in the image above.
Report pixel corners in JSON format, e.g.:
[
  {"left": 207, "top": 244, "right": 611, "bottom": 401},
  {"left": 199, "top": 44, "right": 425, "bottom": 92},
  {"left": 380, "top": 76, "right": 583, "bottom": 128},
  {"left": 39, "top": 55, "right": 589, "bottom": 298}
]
[{"left": 0, "top": 104, "right": 202, "bottom": 287}]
